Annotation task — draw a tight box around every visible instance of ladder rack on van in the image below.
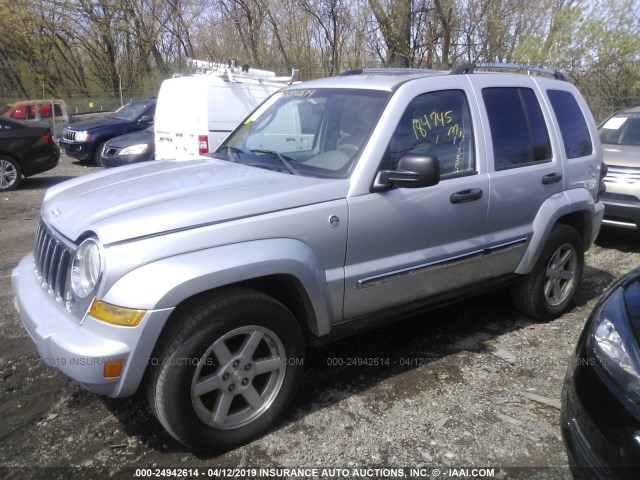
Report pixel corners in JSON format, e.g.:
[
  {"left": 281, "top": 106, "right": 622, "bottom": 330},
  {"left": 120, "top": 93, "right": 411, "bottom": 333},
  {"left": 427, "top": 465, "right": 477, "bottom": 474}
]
[{"left": 185, "top": 58, "right": 299, "bottom": 85}]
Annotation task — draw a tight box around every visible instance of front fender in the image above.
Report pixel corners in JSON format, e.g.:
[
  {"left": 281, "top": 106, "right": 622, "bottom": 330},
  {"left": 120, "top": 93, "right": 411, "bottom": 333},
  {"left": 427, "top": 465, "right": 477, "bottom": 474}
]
[
  {"left": 515, "top": 188, "right": 604, "bottom": 274},
  {"left": 102, "top": 238, "right": 336, "bottom": 337}
]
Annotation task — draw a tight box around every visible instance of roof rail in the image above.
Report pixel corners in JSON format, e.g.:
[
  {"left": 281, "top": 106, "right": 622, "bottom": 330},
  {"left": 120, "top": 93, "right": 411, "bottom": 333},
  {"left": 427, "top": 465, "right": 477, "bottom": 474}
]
[
  {"left": 340, "top": 68, "right": 442, "bottom": 76},
  {"left": 451, "top": 62, "right": 566, "bottom": 81}
]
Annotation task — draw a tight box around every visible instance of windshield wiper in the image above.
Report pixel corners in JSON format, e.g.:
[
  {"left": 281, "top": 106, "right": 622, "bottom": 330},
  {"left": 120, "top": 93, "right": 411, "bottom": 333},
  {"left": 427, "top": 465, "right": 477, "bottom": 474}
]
[
  {"left": 219, "top": 144, "right": 243, "bottom": 162},
  {"left": 251, "top": 149, "right": 300, "bottom": 175}
]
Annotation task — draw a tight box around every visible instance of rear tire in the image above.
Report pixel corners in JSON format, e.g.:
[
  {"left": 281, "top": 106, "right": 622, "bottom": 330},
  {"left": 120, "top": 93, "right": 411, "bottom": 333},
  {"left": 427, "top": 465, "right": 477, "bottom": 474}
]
[
  {"left": 0, "top": 156, "right": 22, "bottom": 191},
  {"left": 147, "top": 288, "right": 304, "bottom": 452},
  {"left": 512, "top": 224, "right": 583, "bottom": 320}
]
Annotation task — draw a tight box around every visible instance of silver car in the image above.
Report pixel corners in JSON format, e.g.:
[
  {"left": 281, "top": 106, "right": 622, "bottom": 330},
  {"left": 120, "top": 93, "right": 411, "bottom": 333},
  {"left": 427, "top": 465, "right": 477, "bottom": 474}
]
[
  {"left": 12, "top": 63, "right": 605, "bottom": 452},
  {"left": 599, "top": 104, "right": 640, "bottom": 230}
]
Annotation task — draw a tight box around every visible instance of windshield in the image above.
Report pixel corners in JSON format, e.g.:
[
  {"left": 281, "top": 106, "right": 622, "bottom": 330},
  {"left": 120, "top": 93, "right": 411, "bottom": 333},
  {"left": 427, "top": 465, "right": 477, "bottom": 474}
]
[
  {"left": 599, "top": 112, "right": 640, "bottom": 146},
  {"left": 113, "top": 101, "right": 154, "bottom": 121},
  {"left": 212, "top": 88, "right": 389, "bottom": 178}
]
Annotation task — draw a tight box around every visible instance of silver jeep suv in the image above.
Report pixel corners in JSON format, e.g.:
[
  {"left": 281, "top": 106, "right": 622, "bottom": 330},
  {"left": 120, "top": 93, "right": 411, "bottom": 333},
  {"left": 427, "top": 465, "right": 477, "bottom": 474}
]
[{"left": 12, "top": 63, "right": 604, "bottom": 451}]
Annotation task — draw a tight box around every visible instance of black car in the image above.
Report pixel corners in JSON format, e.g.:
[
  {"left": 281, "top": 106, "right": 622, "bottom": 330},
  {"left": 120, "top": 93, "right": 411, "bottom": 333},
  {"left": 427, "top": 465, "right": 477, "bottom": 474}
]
[
  {"left": 59, "top": 99, "right": 155, "bottom": 164},
  {"left": 98, "top": 126, "right": 154, "bottom": 168},
  {"left": 0, "top": 117, "right": 60, "bottom": 191},
  {"left": 561, "top": 267, "right": 640, "bottom": 479}
]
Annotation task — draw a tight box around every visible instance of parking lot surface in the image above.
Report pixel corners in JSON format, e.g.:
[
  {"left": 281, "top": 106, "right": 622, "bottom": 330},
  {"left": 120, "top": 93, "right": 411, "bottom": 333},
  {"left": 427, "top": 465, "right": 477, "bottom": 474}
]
[{"left": 1, "top": 155, "right": 639, "bottom": 479}]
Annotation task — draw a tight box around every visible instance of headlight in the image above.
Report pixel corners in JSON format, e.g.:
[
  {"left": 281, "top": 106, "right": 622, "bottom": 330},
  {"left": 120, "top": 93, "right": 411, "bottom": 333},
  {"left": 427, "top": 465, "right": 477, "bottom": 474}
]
[
  {"left": 71, "top": 238, "right": 102, "bottom": 298},
  {"left": 589, "top": 287, "right": 640, "bottom": 402},
  {"left": 75, "top": 131, "right": 91, "bottom": 142},
  {"left": 119, "top": 144, "right": 149, "bottom": 155}
]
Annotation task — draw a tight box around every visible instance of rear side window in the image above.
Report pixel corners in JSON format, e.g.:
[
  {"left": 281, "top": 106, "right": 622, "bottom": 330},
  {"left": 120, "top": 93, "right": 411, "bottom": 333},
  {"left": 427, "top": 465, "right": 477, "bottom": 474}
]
[
  {"left": 39, "top": 103, "right": 62, "bottom": 118},
  {"left": 547, "top": 90, "right": 593, "bottom": 158},
  {"left": 483, "top": 87, "right": 551, "bottom": 170}
]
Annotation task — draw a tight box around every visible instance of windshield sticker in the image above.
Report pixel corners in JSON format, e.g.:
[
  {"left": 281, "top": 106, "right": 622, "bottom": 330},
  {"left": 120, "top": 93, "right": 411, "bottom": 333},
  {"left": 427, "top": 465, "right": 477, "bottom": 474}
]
[
  {"left": 602, "top": 117, "right": 627, "bottom": 130},
  {"left": 281, "top": 89, "right": 316, "bottom": 98}
]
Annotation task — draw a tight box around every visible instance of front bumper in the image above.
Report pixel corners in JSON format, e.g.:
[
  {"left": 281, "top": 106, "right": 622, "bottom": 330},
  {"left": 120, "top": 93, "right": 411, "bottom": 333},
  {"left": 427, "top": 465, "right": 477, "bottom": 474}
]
[
  {"left": 59, "top": 139, "right": 91, "bottom": 161},
  {"left": 11, "top": 254, "right": 173, "bottom": 397},
  {"left": 602, "top": 195, "right": 640, "bottom": 230},
  {"left": 561, "top": 351, "right": 640, "bottom": 479}
]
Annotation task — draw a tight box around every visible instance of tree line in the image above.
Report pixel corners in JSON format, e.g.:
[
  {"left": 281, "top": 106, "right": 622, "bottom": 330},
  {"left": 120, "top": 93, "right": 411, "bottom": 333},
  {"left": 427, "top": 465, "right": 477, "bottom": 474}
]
[{"left": 0, "top": 0, "right": 638, "bottom": 120}]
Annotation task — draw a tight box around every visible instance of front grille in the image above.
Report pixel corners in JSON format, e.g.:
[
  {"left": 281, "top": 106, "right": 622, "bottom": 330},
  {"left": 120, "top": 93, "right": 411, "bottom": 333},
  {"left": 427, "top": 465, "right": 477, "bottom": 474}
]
[
  {"left": 33, "top": 221, "right": 73, "bottom": 303},
  {"left": 62, "top": 129, "right": 76, "bottom": 142},
  {"left": 604, "top": 166, "right": 640, "bottom": 185}
]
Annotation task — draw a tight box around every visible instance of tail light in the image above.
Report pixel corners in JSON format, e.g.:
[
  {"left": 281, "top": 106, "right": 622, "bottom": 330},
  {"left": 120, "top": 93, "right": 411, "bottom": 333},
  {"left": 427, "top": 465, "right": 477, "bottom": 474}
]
[
  {"left": 41, "top": 132, "right": 54, "bottom": 144},
  {"left": 198, "top": 135, "right": 209, "bottom": 154},
  {"left": 598, "top": 161, "right": 608, "bottom": 201}
]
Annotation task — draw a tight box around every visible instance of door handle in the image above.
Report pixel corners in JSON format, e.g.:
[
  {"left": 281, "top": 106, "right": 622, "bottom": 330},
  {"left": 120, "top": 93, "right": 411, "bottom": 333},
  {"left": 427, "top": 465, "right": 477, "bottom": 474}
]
[
  {"left": 450, "top": 188, "right": 483, "bottom": 203},
  {"left": 286, "top": 137, "right": 296, "bottom": 142},
  {"left": 542, "top": 172, "right": 562, "bottom": 184}
]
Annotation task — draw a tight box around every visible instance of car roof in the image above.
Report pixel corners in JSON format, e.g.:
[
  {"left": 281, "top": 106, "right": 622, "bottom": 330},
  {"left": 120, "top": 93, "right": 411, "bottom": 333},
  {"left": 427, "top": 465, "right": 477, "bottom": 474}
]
[
  {"left": 3, "top": 99, "right": 65, "bottom": 107},
  {"left": 282, "top": 69, "right": 450, "bottom": 92},
  {"left": 617, "top": 104, "right": 640, "bottom": 115}
]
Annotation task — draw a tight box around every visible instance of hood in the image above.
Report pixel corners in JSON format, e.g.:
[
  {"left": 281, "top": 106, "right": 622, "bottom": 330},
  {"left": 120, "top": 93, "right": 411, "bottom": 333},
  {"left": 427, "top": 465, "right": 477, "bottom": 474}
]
[
  {"left": 602, "top": 144, "right": 640, "bottom": 168},
  {"left": 106, "top": 129, "right": 154, "bottom": 148},
  {"left": 67, "top": 115, "right": 126, "bottom": 131},
  {"left": 42, "top": 158, "right": 350, "bottom": 244}
]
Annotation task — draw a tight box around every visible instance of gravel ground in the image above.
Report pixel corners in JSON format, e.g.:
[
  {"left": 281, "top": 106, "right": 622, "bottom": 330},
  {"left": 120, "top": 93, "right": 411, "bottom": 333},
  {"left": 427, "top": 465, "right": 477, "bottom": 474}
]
[{"left": 1, "top": 154, "right": 639, "bottom": 480}]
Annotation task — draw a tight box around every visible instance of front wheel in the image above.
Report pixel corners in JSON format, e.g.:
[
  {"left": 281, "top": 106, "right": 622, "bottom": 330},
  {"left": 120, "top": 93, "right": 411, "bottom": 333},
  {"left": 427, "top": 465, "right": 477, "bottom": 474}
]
[
  {"left": 512, "top": 224, "right": 583, "bottom": 320},
  {"left": 147, "top": 288, "right": 305, "bottom": 452},
  {"left": 93, "top": 140, "right": 108, "bottom": 166}
]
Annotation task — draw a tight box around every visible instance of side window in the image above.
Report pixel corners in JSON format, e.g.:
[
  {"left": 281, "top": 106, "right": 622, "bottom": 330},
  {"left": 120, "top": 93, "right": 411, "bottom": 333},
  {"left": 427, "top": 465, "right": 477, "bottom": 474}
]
[
  {"left": 40, "top": 104, "right": 53, "bottom": 118},
  {"left": 386, "top": 89, "right": 475, "bottom": 178},
  {"left": 547, "top": 90, "right": 593, "bottom": 158},
  {"left": 483, "top": 87, "right": 551, "bottom": 170},
  {"left": 10, "top": 106, "right": 26, "bottom": 120}
]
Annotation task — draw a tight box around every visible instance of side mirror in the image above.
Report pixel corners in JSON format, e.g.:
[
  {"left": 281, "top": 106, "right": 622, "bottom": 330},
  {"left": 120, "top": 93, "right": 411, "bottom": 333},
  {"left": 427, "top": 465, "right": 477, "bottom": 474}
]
[
  {"left": 139, "top": 115, "right": 153, "bottom": 124},
  {"left": 378, "top": 154, "right": 440, "bottom": 189}
]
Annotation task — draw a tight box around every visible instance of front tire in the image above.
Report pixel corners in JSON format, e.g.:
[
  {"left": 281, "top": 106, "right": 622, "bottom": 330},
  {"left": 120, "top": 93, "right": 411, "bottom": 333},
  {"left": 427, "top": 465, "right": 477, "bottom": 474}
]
[
  {"left": 512, "top": 224, "right": 583, "bottom": 320},
  {"left": 148, "top": 288, "right": 304, "bottom": 452},
  {"left": 94, "top": 140, "right": 107, "bottom": 166}
]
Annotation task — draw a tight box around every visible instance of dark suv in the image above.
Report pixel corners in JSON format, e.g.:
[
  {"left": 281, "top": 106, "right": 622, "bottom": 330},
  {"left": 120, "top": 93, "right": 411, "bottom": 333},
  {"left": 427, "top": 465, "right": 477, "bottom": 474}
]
[{"left": 59, "top": 99, "right": 155, "bottom": 164}]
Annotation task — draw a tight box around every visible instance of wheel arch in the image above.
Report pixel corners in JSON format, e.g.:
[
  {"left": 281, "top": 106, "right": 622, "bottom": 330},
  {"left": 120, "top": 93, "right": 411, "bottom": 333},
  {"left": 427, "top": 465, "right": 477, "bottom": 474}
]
[
  {"left": 102, "top": 239, "right": 335, "bottom": 340},
  {"left": 515, "top": 188, "right": 602, "bottom": 275}
]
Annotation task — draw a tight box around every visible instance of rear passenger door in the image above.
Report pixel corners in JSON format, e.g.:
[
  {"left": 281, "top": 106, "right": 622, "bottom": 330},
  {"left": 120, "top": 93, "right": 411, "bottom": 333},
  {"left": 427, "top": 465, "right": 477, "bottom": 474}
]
[{"left": 470, "top": 77, "right": 563, "bottom": 279}]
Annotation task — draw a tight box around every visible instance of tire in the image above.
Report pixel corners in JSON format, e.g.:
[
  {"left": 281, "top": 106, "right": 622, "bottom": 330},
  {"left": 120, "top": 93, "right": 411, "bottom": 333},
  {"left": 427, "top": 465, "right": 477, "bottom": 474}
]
[
  {"left": 0, "top": 156, "right": 22, "bottom": 191},
  {"left": 512, "top": 224, "right": 583, "bottom": 320},
  {"left": 93, "top": 140, "right": 107, "bottom": 166},
  {"left": 147, "top": 288, "right": 305, "bottom": 452}
]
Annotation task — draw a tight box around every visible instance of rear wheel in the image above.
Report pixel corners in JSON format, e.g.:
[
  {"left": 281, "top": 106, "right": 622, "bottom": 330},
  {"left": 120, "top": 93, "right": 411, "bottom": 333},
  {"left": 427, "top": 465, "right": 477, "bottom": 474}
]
[
  {"left": 512, "top": 224, "right": 583, "bottom": 320},
  {"left": 147, "top": 288, "right": 305, "bottom": 452},
  {"left": 0, "top": 156, "right": 21, "bottom": 191}
]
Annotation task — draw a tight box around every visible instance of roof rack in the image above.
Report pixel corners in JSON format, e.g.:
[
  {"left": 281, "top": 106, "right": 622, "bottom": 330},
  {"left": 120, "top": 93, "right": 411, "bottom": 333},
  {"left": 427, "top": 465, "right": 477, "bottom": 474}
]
[
  {"left": 450, "top": 62, "right": 566, "bottom": 81},
  {"left": 340, "top": 68, "right": 443, "bottom": 76},
  {"left": 182, "top": 58, "right": 299, "bottom": 84}
]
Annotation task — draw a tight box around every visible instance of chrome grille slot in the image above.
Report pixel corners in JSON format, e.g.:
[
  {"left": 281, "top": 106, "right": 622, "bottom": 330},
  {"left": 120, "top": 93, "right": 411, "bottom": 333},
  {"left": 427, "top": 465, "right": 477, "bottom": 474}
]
[
  {"left": 33, "top": 221, "right": 74, "bottom": 303},
  {"left": 62, "top": 130, "right": 76, "bottom": 142},
  {"left": 604, "top": 166, "right": 640, "bottom": 185}
]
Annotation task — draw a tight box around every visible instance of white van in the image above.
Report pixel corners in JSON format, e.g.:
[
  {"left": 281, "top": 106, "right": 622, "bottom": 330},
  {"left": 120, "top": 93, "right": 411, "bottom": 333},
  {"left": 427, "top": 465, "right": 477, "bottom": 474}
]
[{"left": 154, "top": 61, "right": 296, "bottom": 160}]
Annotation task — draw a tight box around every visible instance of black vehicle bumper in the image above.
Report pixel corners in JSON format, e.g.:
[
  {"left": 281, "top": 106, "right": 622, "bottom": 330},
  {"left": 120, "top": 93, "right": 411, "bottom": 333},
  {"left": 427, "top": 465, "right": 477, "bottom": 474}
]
[
  {"left": 22, "top": 147, "right": 60, "bottom": 177},
  {"left": 99, "top": 153, "right": 153, "bottom": 168},
  {"left": 561, "top": 352, "right": 640, "bottom": 479},
  {"left": 59, "top": 139, "right": 91, "bottom": 161}
]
